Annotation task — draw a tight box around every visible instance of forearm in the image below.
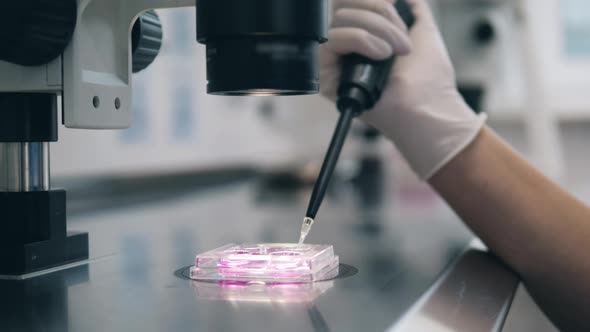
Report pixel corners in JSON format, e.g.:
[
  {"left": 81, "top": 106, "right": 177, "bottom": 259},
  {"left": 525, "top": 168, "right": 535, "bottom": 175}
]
[{"left": 430, "top": 126, "right": 590, "bottom": 330}]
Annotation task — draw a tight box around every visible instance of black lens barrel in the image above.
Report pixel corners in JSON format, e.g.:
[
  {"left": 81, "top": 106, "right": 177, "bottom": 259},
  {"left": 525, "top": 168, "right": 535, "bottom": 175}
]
[{"left": 196, "top": 0, "right": 328, "bottom": 96}]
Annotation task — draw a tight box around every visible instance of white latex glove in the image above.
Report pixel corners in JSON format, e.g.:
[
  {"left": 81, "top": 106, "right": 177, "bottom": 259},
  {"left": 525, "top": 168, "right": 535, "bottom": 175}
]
[{"left": 320, "top": 0, "right": 487, "bottom": 179}]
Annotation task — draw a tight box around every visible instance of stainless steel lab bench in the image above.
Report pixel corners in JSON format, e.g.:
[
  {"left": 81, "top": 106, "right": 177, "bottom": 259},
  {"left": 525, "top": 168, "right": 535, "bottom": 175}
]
[{"left": 0, "top": 169, "right": 520, "bottom": 332}]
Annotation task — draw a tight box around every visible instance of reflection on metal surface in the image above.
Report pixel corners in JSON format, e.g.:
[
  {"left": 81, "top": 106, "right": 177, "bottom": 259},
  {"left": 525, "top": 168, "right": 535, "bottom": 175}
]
[
  {"left": 0, "top": 264, "right": 89, "bottom": 331},
  {"left": 2, "top": 171, "right": 482, "bottom": 332},
  {"left": 389, "top": 247, "right": 518, "bottom": 332},
  {"left": 191, "top": 279, "right": 335, "bottom": 304}
]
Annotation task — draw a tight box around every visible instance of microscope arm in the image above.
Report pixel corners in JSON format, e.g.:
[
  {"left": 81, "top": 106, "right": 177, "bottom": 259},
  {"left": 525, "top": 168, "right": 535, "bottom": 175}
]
[
  {"left": 62, "top": 0, "right": 195, "bottom": 129},
  {"left": 0, "top": 0, "right": 195, "bottom": 130}
]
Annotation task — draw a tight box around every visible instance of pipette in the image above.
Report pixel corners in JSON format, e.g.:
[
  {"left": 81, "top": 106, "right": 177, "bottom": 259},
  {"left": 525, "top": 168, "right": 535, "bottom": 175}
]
[{"left": 298, "top": 0, "right": 415, "bottom": 243}]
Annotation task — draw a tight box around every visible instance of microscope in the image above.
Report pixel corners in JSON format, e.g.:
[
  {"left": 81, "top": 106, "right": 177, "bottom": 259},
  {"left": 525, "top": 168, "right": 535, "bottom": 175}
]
[{"left": 0, "top": 0, "right": 328, "bottom": 276}]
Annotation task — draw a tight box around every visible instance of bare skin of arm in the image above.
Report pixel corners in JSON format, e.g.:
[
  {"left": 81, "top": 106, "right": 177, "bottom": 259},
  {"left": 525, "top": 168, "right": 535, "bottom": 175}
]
[{"left": 430, "top": 126, "right": 590, "bottom": 331}]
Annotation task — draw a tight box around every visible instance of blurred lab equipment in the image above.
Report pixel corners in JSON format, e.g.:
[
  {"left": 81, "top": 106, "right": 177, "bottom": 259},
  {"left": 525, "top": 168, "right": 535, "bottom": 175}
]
[{"left": 433, "top": 0, "right": 564, "bottom": 178}]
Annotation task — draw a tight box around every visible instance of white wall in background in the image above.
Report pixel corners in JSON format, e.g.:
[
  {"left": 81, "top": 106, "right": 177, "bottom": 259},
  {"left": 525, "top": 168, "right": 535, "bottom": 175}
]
[
  {"left": 533, "top": 0, "right": 590, "bottom": 113},
  {"left": 435, "top": 0, "right": 527, "bottom": 113}
]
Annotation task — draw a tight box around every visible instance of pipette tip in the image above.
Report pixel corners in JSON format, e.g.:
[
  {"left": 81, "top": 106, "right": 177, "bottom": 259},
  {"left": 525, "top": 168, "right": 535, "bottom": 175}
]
[{"left": 298, "top": 217, "right": 315, "bottom": 244}]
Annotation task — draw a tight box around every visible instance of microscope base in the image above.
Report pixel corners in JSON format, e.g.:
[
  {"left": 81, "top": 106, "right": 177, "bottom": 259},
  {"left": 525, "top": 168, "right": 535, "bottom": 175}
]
[{"left": 0, "top": 190, "right": 89, "bottom": 276}]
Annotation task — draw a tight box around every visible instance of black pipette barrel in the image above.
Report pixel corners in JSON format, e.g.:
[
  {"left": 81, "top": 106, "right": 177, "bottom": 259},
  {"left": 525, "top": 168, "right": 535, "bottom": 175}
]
[
  {"left": 304, "top": 0, "right": 415, "bottom": 221},
  {"left": 305, "top": 105, "right": 358, "bottom": 220}
]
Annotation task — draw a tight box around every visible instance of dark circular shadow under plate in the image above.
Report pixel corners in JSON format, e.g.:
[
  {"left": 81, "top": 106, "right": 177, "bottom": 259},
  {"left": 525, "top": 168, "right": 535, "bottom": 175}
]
[{"left": 174, "top": 264, "right": 358, "bottom": 282}]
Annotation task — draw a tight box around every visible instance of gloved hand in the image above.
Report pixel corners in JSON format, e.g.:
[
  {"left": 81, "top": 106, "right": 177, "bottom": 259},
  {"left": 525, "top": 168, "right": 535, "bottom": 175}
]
[{"left": 320, "top": 0, "right": 487, "bottom": 179}]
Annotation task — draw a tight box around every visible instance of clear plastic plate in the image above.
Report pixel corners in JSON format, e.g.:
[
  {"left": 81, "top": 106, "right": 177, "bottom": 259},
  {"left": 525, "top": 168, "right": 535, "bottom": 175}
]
[{"left": 190, "top": 243, "right": 339, "bottom": 283}]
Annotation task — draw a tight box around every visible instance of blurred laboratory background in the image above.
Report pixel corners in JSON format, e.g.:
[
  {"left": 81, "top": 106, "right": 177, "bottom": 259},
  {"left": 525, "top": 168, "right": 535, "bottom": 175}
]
[
  {"left": 11, "top": 0, "right": 590, "bottom": 331},
  {"left": 53, "top": 0, "right": 590, "bottom": 196}
]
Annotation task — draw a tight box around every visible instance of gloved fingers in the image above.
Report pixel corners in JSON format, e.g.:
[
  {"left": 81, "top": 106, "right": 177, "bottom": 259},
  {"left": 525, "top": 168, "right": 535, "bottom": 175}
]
[
  {"left": 324, "top": 27, "right": 396, "bottom": 60},
  {"left": 332, "top": 8, "right": 412, "bottom": 56},
  {"left": 334, "top": 0, "right": 408, "bottom": 32}
]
